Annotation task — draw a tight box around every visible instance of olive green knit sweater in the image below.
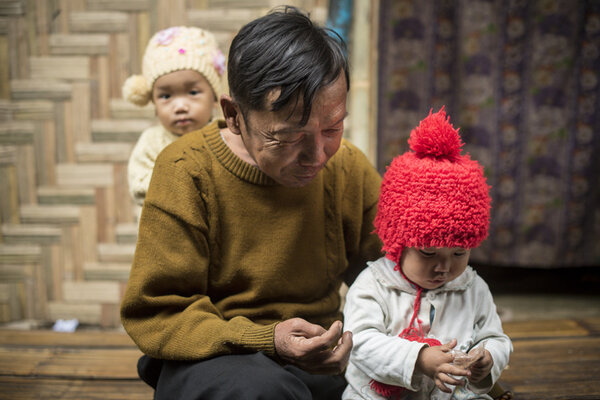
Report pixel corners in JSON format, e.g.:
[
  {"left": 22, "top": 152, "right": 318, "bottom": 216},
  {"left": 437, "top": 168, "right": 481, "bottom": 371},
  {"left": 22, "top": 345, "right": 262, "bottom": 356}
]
[{"left": 120, "top": 120, "right": 382, "bottom": 361}]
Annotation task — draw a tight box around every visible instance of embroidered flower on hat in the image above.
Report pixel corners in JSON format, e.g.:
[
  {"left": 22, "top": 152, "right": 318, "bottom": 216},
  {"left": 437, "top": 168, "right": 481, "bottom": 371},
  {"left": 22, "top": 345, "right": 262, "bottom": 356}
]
[
  {"left": 155, "top": 27, "right": 179, "bottom": 46},
  {"left": 178, "top": 48, "right": 186, "bottom": 54},
  {"left": 213, "top": 49, "right": 226, "bottom": 76}
]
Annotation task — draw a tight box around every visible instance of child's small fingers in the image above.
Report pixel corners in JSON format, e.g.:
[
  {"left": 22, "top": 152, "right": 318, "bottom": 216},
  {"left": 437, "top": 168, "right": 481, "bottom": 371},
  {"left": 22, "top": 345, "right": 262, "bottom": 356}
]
[
  {"left": 439, "top": 374, "right": 465, "bottom": 387},
  {"left": 435, "top": 379, "right": 453, "bottom": 393},
  {"left": 441, "top": 338, "right": 458, "bottom": 351},
  {"left": 445, "top": 364, "right": 470, "bottom": 377}
]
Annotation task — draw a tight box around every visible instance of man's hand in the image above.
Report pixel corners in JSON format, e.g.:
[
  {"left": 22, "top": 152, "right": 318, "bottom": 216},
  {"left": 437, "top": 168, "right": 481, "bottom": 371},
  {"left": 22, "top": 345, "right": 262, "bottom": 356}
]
[
  {"left": 468, "top": 349, "right": 493, "bottom": 383},
  {"left": 415, "top": 339, "right": 470, "bottom": 393},
  {"left": 274, "top": 318, "right": 352, "bottom": 375}
]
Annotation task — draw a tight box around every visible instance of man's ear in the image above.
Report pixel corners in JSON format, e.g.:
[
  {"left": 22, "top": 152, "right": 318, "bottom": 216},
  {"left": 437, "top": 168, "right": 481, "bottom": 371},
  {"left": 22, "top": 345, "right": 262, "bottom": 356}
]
[{"left": 220, "top": 94, "right": 242, "bottom": 135}]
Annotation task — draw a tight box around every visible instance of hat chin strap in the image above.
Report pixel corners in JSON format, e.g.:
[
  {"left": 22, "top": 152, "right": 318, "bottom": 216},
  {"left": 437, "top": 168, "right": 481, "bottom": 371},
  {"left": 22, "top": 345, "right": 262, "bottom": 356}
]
[{"left": 369, "top": 262, "right": 442, "bottom": 399}]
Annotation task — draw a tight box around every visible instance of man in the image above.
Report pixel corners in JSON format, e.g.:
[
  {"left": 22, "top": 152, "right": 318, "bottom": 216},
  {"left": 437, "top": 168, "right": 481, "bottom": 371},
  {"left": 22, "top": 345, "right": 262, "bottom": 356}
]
[{"left": 121, "top": 6, "right": 382, "bottom": 399}]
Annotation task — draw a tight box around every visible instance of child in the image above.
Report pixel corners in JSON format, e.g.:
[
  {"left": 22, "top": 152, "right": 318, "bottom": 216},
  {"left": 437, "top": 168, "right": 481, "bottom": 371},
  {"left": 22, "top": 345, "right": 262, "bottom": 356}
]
[
  {"left": 123, "top": 26, "right": 226, "bottom": 206},
  {"left": 343, "top": 108, "right": 512, "bottom": 400}
]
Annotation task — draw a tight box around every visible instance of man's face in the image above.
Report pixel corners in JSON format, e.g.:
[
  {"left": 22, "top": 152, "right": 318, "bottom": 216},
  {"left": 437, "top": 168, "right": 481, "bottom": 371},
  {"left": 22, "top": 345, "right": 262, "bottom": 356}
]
[{"left": 235, "top": 72, "right": 347, "bottom": 187}]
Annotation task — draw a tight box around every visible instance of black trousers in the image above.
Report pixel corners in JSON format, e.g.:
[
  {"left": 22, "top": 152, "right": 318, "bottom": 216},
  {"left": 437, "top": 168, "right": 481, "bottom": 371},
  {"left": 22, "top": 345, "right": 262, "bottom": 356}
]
[{"left": 138, "top": 352, "right": 347, "bottom": 400}]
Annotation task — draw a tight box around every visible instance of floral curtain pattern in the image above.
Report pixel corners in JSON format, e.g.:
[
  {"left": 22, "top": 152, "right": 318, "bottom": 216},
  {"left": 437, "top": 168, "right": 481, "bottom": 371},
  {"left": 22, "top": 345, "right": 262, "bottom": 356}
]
[{"left": 377, "top": 0, "right": 600, "bottom": 267}]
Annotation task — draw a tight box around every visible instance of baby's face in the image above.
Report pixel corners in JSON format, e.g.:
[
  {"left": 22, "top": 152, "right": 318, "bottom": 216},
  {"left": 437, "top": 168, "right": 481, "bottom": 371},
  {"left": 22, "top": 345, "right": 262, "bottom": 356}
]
[
  {"left": 400, "top": 247, "right": 470, "bottom": 289},
  {"left": 152, "top": 70, "right": 217, "bottom": 136}
]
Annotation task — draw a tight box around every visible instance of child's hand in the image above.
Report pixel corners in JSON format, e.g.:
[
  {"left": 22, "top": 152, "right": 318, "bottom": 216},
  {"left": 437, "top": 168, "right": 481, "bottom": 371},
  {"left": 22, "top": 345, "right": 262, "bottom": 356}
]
[
  {"left": 416, "top": 339, "right": 470, "bottom": 393},
  {"left": 468, "top": 349, "right": 493, "bottom": 383}
]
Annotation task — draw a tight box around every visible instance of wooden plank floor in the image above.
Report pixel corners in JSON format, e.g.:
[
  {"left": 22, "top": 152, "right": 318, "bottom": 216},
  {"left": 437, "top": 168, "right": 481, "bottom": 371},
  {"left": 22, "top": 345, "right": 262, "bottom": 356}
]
[
  {"left": 0, "top": 330, "right": 152, "bottom": 400},
  {"left": 0, "top": 318, "right": 599, "bottom": 399}
]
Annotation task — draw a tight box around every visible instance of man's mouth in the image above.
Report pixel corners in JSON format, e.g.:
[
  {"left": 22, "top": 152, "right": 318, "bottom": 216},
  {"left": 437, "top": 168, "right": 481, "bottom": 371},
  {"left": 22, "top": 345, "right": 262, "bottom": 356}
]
[{"left": 296, "top": 170, "right": 320, "bottom": 181}]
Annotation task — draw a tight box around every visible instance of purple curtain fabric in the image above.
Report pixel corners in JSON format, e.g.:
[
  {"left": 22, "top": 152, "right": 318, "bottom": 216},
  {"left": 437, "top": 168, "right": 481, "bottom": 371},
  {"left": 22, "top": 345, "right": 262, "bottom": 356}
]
[{"left": 377, "top": 0, "right": 600, "bottom": 267}]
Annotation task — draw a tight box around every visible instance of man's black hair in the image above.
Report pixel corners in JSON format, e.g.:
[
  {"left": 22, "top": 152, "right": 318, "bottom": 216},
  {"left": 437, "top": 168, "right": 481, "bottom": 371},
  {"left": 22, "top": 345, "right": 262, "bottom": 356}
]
[{"left": 227, "top": 6, "right": 349, "bottom": 126}]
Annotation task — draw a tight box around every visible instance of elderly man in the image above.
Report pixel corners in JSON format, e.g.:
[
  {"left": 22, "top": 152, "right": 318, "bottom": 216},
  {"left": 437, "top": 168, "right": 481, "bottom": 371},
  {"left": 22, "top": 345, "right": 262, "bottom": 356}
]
[{"left": 121, "top": 6, "right": 382, "bottom": 400}]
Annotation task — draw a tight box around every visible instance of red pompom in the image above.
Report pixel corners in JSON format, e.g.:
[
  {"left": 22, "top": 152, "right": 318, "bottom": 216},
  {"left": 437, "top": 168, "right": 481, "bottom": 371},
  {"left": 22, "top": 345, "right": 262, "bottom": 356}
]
[{"left": 408, "top": 106, "right": 463, "bottom": 161}]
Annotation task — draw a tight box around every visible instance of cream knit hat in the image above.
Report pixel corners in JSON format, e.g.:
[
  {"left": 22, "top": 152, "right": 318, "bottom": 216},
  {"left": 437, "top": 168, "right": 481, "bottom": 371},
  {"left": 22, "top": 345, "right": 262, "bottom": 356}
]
[{"left": 122, "top": 26, "right": 226, "bottom": 106}]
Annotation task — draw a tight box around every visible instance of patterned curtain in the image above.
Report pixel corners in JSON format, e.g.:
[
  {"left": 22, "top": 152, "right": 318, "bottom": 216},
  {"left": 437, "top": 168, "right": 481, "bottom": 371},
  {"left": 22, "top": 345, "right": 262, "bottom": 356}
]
[{"left": 377, "top": 0, "right": 600, "bottom": 267}]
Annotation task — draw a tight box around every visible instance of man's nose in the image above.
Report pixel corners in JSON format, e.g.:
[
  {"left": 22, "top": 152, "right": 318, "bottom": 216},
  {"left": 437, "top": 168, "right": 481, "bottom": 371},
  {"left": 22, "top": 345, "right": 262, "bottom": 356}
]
[{"left": 299, "top": 135, "right": 327, "bottom": 167}]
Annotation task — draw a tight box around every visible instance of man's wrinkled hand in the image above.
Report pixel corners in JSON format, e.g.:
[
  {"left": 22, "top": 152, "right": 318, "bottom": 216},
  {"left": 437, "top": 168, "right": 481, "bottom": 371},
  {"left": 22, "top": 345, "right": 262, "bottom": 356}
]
[{"left": 274, "top": 318, "right": 352, "bottom": 375}]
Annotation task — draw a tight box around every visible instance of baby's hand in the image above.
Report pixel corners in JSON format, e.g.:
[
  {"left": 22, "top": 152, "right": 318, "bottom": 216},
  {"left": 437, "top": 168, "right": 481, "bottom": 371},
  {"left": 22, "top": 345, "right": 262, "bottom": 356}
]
[
  {"left": 468, "top": 349, "right": 493, "bottom": 383},
  {"left": 416, "top": 339, "right": 470, "bottom": 393}
]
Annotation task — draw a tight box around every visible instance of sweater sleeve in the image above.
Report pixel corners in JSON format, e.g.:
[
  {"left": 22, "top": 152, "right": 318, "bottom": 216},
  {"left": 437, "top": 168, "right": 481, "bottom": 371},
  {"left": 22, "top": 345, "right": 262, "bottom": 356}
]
[
  {"left": 466, "top": 277, "right": 513, "bottom": 393},
  {"left": 120, "top": 149, "right": 276, "bottom": 361},
  {"left": 340, "top": 141, "right": 383, "bottom": 286}
]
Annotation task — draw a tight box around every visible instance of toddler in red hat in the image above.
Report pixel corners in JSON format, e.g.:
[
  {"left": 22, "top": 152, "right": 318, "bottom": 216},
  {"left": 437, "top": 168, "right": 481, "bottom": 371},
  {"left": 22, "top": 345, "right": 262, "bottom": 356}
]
[{"left": 343, "top": 108, "right": 512, "bottom": 400}]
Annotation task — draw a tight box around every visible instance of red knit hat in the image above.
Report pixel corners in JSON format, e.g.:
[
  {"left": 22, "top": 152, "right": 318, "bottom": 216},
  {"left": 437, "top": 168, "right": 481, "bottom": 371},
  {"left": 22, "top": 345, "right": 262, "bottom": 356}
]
[{"left": 374, "top": 107, "right": 491, "bottom": 263}]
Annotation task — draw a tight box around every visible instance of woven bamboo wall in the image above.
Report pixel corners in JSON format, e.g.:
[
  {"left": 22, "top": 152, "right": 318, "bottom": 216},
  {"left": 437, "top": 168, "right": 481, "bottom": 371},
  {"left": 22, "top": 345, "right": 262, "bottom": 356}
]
[{"left": 0, "top": 0, "right": 328, "bottom": 328}]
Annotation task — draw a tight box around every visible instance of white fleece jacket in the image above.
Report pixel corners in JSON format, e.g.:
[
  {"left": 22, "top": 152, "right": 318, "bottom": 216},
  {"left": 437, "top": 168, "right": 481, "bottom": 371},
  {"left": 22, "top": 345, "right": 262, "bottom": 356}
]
[
  {"left": 343, "top": 257, "right": 512, "bottom": 400},
  {"left": 127, "top": 124, "right": 179, "bottom": 206}
]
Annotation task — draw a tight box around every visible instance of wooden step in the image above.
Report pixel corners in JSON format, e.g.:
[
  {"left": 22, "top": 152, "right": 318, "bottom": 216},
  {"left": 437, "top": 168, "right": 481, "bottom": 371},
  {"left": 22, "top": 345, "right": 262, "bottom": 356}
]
[
  {"left": 209, "top": 0, "right": 272, "bottom": 7},
  {"left": 62, "top": 281, "right": 121, "bottom": 304},
  {"left": 20, "top": 205, "right": 80, "bottom": 224},
  {"left": 47, "top": 302, "right": 102, "bottom": 325},
  {"left": 75, "top": 142, "right": 133, "bottom": 163},
  {"left": 0, "top": 377, "right": 153, "bottom": 400},
  {"left": 188, "top": 8, "right": 261, "bottom": 32},
  {"left": 10, "top": 79, "right": 72, "bottom": 101},
  {"left": 0, "top": 145, "right": 17, "bottom": 164},
  {"left": 0, "top": 244, "right": 42, "bottom": 264},
  {"left": 91, "top": 119, "right": 152, "bottom": 142},
  {"left": 0, "top": 263, "right": 35, "bottom": 281},
  {"left": 503, "top": 318, "right": 593, "bottom": 340},
  {"left": 116, "top": 223, "right": 137, "bottom": 244},
  {"left": 0, "top": 100, "right": 54, "bottom": 121},
  {"left": 0, "top": 99, "right": 12, "bottom": 120},
  {"left": 0, "top": 121, "right": 35, "bottom": 145},
  {"left": 84, "top": 262, "right": 131, "bottom": 281},
  {"left": 69, "top": 11, "right": 129, "bottom": 33},
  {"left": 29, "top": 57, "right": 90, "bottom": 81},
  {"left": 3, "top": 318, "right": 600, "bottom": 400},
  {"left": 86, "top": 0, "right": 151, "bottom": 12},
  {"left": 0, "top": 328, "right": 135, "bottom": 348},
  {"left": 37, "top": 186, "right": 95, "bottom": 205},
  {"left": 98, "top": 243, "right": 135, "bottom": 263},
  {"left": 500, "top": 336, "right": 600, "bottom": 400},
  {"left": 0, "top": 346, "right": 142, "bottom": 379},
  {"left": 0, "top": 327, "right": 152, "bottom": 399},
  {"left": 1, "top": 224, "right": 62, "bottom": 245},
  {"left": 49, "top": 33, "right": 110, "bottom": 55},
  {"left": 11, "top": 100, "right": 54, "bottom": 121},
  {"left": 109, "top": 99, "right": 154, "bottom": 120},
  {"left": 56, "top": 163, "right": 113, "bottom": 187},
  {"left": 0, "top": 0, "right": 25, "bottom": 16}
]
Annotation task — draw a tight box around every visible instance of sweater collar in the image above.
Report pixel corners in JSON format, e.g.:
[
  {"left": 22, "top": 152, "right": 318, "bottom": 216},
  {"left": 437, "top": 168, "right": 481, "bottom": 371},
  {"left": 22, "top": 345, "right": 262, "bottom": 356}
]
[{"left": 204, "top": 120, "right": 278, "bottom": 186}]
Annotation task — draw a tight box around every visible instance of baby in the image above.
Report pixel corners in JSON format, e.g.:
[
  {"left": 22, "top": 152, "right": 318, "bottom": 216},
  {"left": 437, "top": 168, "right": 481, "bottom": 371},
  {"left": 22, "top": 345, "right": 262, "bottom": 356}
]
[
  {"left": 343, "top": 108, "right": 512, "bottom": 399},
  {"left": 123, "top": 26, "right": 226, "bottom": 206}
]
